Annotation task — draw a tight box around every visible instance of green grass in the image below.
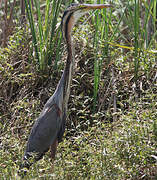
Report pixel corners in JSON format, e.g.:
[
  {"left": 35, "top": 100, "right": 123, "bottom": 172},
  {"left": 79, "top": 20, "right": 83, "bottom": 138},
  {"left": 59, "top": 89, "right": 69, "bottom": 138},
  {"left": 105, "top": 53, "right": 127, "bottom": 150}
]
[
  {"left": 0, "top": 0, "right": 157, "bottom": 179},
  {"left": 0, "top": 91, "right": 156, "bottom": 179}
]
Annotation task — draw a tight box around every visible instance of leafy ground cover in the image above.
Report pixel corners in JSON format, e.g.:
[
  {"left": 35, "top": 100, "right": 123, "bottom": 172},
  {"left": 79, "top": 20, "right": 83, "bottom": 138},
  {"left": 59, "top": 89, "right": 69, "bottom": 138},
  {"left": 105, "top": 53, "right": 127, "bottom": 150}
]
[{"left": 0, "top": 0, "right": 157, "bottom": 179}]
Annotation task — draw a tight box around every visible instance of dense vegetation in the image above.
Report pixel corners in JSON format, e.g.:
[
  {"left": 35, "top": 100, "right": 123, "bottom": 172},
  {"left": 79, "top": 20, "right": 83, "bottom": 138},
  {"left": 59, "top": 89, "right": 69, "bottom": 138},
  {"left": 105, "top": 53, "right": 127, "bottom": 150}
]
[{"left": 0, "top": 0, "right": 157, "bottom": 179}]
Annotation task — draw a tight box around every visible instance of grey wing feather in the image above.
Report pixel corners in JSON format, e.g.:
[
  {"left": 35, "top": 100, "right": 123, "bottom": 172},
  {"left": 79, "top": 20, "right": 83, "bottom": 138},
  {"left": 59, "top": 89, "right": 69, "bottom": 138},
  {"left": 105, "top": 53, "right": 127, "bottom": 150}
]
[
  {"left": 57, "top": 110, "right": 66, "bottom": 142},
  {"left": 25, "top": 105, "right": 62, "bottom": 158}
]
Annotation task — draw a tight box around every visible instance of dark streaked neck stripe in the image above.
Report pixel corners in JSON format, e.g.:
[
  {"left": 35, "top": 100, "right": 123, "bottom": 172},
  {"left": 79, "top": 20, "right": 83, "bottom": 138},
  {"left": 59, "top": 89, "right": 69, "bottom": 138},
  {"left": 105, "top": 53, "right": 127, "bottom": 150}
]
[
  {"left": 62, "top": 11, "right": 73, "bottom": 42},
  {"left": 65, "top": 12, "right": 73, "bottom": 41}
]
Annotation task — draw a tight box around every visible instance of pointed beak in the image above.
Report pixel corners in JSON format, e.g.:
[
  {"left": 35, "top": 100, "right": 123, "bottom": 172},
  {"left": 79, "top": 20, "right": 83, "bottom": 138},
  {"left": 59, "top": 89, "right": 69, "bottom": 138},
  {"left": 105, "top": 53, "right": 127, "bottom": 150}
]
[{"left": 82, "top": 4, "right": 113, "bottom": 10}]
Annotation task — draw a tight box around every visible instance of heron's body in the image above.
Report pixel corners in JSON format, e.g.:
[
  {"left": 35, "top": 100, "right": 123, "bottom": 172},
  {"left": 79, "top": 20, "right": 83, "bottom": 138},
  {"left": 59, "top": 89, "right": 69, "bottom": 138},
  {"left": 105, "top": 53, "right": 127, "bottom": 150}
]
[
  {"left": 24, "top": 70, "right": 67, "bottom": 160},
  {"left": 19, "top": 3, "right": 112, "bottom": 175}
]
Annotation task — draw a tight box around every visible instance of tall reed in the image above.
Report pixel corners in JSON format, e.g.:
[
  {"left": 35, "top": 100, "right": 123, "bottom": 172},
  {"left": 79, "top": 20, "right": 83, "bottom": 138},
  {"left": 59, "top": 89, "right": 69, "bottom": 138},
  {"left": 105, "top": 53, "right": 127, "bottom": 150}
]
[
  {"left": 92, "top": 1, "right": 113, "bottom": 110},
  {"left": 133, "top": 0, "right": 140, "bottom": 80},
  {"left": 24, "top": 0, "right": 63, "bottom": 72},
  {"left": 92, "top": 0, "right": 157, "bottom": 108}
]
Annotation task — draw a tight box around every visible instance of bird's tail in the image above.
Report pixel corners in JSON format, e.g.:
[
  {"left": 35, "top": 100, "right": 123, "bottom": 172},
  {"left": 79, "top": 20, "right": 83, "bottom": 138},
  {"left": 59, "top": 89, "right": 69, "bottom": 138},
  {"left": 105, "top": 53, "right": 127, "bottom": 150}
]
[
  {"left": 18, "top": 153, "right": 34, "bottom": 177},
  {"left": 18, "top": 152, "right": 44, "bottom": 177}
]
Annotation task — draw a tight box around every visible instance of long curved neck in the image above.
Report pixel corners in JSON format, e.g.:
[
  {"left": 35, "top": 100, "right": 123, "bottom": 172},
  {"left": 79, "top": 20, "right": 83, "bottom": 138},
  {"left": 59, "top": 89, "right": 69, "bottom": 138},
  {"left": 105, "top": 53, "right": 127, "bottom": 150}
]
[
  {"left": 55, "top": 13, "right": 75, "bottom": 111},
  {"left": 63, "top": 33, "right": 74, "bottom": 107},
  {"left": 55, "top": 30, "right": 74, "bottom": 111}
]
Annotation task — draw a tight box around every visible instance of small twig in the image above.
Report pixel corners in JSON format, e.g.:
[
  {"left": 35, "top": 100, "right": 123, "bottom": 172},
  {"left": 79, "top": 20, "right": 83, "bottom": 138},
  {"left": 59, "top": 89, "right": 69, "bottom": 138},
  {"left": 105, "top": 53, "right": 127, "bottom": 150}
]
[
  {"left": 153, "top": 71, "right": 157, "bottom": 83},
  {"left": 98, "top": 77, "right": 112, "bottom": 112},
  {"left": 111, "top": 65, "right": 117, "bottom": 121},
  {"left": 20, "top": 0, "right": 26, "bottom": 24}
]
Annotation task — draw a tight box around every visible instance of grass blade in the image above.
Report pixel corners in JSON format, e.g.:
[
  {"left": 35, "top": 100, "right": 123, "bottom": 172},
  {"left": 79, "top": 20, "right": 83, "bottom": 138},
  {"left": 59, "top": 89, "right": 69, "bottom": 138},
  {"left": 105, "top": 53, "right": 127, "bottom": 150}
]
[{"left": 24, "top": 0, "right": 39, "bottom": 64}]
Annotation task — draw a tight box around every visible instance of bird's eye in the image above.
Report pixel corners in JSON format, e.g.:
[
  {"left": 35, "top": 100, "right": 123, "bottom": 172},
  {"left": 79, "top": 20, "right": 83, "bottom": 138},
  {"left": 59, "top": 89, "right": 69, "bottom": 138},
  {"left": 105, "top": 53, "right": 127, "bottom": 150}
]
[{"left": 71, "top": 3, "right": 77, "bottom": 7}]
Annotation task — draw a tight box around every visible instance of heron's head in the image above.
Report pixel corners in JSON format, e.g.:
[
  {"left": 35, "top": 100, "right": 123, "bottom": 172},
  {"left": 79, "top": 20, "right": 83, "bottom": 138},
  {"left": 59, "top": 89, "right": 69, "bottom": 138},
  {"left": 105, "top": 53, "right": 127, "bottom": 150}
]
[{"left": 61, "top": 3, "right": 113, "bottom": 41}]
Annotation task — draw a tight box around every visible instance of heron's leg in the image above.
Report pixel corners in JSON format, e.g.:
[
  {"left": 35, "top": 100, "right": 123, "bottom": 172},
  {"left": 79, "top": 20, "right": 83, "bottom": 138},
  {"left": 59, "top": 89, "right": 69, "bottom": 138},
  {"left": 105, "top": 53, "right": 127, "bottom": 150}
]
[
  {"left": 50, "top": 139, "right": 58, "bottom": 159},
  {"left": 50, "top": 139, "right": 58, "bottom": 170}
]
